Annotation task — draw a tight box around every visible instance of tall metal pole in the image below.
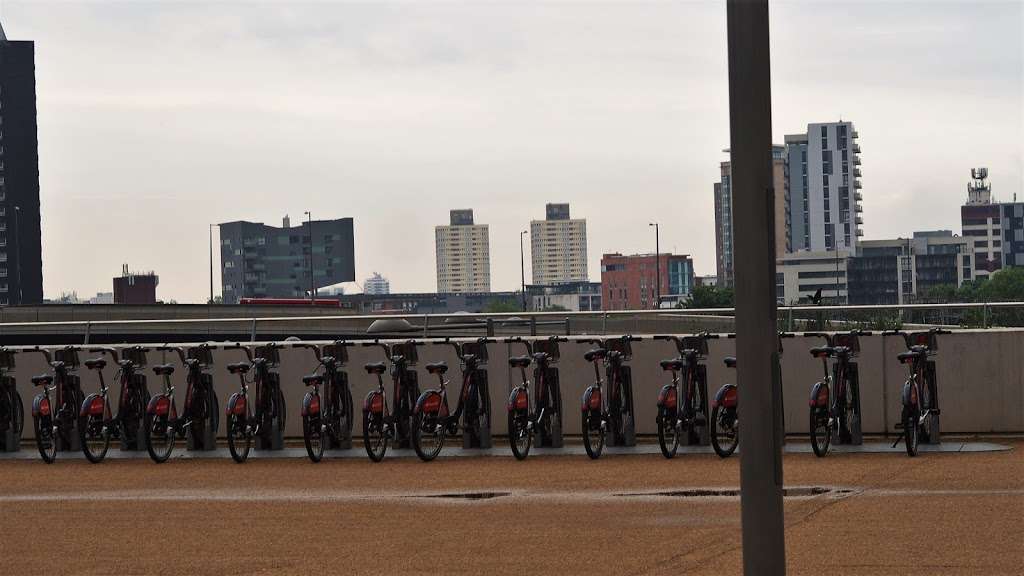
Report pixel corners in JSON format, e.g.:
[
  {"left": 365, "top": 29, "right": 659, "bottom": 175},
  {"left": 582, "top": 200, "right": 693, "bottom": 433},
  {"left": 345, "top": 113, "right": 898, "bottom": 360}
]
[
  {"left": 520, "top": 230, "right": 528, "bottom": 310},
  {"left": 650, "top": 222, "right": 660, "bottom": 308},
  {"left": 209, "top": 224, "right": 215, "bottom": 305},
  {"left": 305, "top": 211, "right": 314, "bottom": 304},
  {"left": 727, "top": 1, "right": 786, "bottom": 574}
]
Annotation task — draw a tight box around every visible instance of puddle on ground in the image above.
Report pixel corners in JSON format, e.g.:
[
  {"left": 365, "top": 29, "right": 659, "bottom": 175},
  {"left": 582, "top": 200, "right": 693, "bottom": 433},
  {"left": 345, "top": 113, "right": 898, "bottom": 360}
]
[
  {"left": 406, "top": 492, "right": 511, "bottom": 501},
  {"left": 615, "top": 486, "right": 857, "bottom": 499}
]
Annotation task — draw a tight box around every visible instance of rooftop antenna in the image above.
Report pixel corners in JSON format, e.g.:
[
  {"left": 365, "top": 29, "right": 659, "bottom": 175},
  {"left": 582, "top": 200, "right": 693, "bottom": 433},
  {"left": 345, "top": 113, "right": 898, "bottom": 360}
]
[{"left": 967, "top": 167, "right": 991, "bottom": 205}]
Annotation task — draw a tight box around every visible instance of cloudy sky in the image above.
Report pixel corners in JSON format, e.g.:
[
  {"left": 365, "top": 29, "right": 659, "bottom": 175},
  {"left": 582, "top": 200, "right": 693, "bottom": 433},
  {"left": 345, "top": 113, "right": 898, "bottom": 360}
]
[{"left": 2, "top": 0, "right": 1021, "bottom": 302}]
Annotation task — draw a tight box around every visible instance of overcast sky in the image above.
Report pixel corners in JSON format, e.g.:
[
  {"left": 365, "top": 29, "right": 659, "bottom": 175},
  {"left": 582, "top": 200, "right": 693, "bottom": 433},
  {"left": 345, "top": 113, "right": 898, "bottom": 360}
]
[{"left": 2, "top": 0, "right": 1021, "bottom": 302}]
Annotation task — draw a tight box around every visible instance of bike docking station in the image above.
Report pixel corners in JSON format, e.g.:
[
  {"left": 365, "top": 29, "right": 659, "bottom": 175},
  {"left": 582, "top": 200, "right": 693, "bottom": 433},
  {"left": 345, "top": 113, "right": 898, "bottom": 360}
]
[
  {"left": 292, "top": 340, "right": 355, "bottom": 451},
  {"left": 452, "top": 338, "right": 493, "bottom": 450},
  {"left": 119, "top": 347, "right": 151, "bottom": 451},
  {"left": 887, "top": 330, "right": 945, "bottom": 446},
  {"left": 506, "top": 336, "right": 566, "bottom": 448},
  {"left": 582, "top": 335, "right": 640, "bottom": 447},
  {"left": 185, "top": 345, "right": 218, "bottom": 452},
  {"left": 0, "top": 348, "right": 21, "bottom": 452},
  {"left": 806, "top": 331, "right": 865, "bottom": 446},
  {"left": 26, "top": 346, "right": 86, "bottom": 453},
  {"left": 254, "top": 344, "right": 286, "bottom": 451}
]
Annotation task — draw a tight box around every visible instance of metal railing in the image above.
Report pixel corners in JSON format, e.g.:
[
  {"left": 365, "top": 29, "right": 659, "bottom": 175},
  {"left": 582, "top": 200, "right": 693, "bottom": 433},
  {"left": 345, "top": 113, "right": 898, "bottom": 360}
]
[{"left": 1, "top": 301, "right": 1023, "bottom": 344}]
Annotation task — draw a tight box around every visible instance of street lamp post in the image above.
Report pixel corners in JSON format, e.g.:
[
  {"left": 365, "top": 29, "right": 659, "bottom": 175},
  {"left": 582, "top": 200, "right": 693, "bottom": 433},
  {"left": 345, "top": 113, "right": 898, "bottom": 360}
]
[
  {"left": 305, "top": 211, "right": 314, "bottom": 304},
  {"left": 649, "top": 222, "right": 660, "bottom": 309},
  {"left": 520, "top": 230, "right": 528, "bottom": 311}
]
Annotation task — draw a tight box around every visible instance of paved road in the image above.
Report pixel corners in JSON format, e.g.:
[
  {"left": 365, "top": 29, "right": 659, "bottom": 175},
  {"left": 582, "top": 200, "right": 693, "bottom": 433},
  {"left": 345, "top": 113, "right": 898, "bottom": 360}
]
[{"left": 1, "top": 440, "right": 1020, "bottom": 575}]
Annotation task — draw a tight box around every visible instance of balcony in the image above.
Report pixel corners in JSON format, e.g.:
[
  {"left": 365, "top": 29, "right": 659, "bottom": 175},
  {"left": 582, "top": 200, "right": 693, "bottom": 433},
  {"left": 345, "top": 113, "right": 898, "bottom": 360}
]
[
  {"left": 856, "top": 228, "right": 864, "bottom": 237},
  {"left": 855, "top": 168, "right": 862, "bottom": 178},
  {"left": 852, "top": 130, "right": 859, "bottom": 139},
  {"left": 854, "top": 155, "right": 861, "bottom": 166},
  {"left": 856, "top": 216, "right": 864, "bottom": 225},
  {"left": 855, "top": 191, "right": 863, "bottom": 202},
  {"left": 853, "top": 143, "right": 862, "bottom": 154},
  {"left": 855, "top": 203, "right": 864, "bottom": 213},
  {"left": 854, "top": 180, "right": 862, "bottom": 189}
]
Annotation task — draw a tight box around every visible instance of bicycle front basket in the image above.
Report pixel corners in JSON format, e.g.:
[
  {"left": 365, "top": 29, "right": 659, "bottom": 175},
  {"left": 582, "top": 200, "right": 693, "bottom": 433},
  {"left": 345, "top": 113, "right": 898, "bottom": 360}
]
[
  {"left": 679, "top": 336, "right": 709, "bottom": 357},
  {"left": 832, "top": 333, "right": 861, "bottom": 355},
  {"left": 187, "top": 346, "right": 214, "bottom": 367},
  {"left": 605, "top": 338, "right": 633, "bottom": 360},
  {"left": 255, "top": 345, "right": 281, "bottom": 367},
  {"left": 0, "top": 349, "right": 14, "bottom": 370},
  {"left": 54, "top": 348, "right": 81, "bottom": 369},
  {"left": 322, "top": 343, "right": 349, "bottom": 366},
  {"left": 122, "top": 347, "right": 148, "bottom": 368},
  {"left": 906, "top": 331, "right": 938, "bottom": 351},
  {"left": 533, "top": 339, "right": 561, "bottom": 363},
  {"left": 391, "top": 342, "right": 418, "bottom": 366},
  {"left": 461, "top": 341, "right": 489, "bottom": 365}
]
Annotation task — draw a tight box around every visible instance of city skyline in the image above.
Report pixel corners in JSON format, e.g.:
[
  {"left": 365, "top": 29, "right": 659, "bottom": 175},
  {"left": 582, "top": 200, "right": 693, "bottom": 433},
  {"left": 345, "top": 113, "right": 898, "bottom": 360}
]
[{"left": 2, "top": 1, "right": 1020, "bottom": 302}]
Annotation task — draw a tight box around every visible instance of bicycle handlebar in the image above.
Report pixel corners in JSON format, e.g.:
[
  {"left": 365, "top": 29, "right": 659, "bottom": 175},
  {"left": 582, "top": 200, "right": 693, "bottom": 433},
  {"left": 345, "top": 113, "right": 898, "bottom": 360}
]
[
  {"left": 288, "top": 342, "right": 322, "bottom": 361},
  {"left": 221, "top": 343, "right": 254, "bottom": 363},
  {"left": 25, "top": 346, "right": 53, "bottom": 364},
  {"left": 88, "top": 346, "right": 121, "bottom": 364},
  {"left": 154, "top": 345, "right": 187, "bottom": 365}
]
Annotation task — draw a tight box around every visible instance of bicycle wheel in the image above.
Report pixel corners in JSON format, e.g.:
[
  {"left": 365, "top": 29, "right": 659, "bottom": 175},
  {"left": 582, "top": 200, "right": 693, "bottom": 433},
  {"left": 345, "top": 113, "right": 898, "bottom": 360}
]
[
  {"left": 303, "top": 413, "right": 324, "bottom": 463},
  {"left": 809, "top": 407, "right": 831, "bottom": 457},
  {"left": 121, "top": 388, "right": 144, "bottom": 449},
  {"left": 656, "top": 406, "right": 679, "bottom": 459},
  {"left": 80, "top": 407, "right": 111, "bottom": 464},
  {"left": 582, "top": 410, "right": 605, "bottom": 460},
  {"left": 902, "top": 406, "right": 919, "bottom": 457},
  {"left": 362, "top": 410, "right": 388, "bottom": 463},
  {"left": 10, "top": 388, "right": 25, "bottom": 437},
  {"left": 412, "top": 410, "right": 444, "bottom": 462},
  {"left": 507, "top": 409, "right": 532, "bottom": 461},
  {"left": 226, "top": 413, "right": 251, "bottom": 463},
  {"left": 34, "top": 414, "right": 56, "bottom": 464},
  {"left": 711, "top": 405, "right": 739, "bottom": 458},
  {"left": 145, "top": 405, "right": 176, "bottom": 464}
]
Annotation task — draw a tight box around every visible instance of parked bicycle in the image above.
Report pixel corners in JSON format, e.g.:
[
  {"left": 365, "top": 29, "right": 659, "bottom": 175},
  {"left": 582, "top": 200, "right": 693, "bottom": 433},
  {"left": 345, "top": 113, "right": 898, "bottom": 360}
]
[
  {"left": 0, "top": 348, "right": 24, "bottom": 451},
  {"left": 28, "top": 346, "right": 85, "bottom": 464},
  {"left": 224, "top": 343, "right": 286, "bottom": 463},
  {"left": 709, "top": 332, "right": 793, "bottom": 458},
  {"left": 142, "top": 344, "right": 219, "bottom": 463},
  {"left": 88, "top": 346, "right": 151, "bottom": 451},
  {"left": 295, "top": 340, "right": 355, "bottom": 463},
  {"left": 411, "top": 338, "right": 493, "bottom": 462},
  {"left": 505, "top": 336, "right": 567, "bottom": 460},
  {"left": 807, "top": 330, "right": 869, "bottom": 457},
  {"left": 887, "top": 328, "right": 949, "bottom": 456},
  {"left": 580, "top": 335, "right": 641, "bottom": 459},
  {"left": 652, "top": 332, "right": 718, "bottom": 459},
  {"left": 361, "top": 340, "right": 422, "bottom": 462},
  {"left": 80, "top": 354, "right": 117, "bottom": 463}
]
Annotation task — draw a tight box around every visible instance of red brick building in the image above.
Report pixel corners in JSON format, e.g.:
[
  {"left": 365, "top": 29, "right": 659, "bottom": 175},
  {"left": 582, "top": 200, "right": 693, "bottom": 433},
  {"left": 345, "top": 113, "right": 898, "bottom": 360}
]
[
  {"left": 600, "top": 253, "right": 695, "bottom": 310},
  {"left": 113, "top": 265, "right": 159, "bottom": 304}
]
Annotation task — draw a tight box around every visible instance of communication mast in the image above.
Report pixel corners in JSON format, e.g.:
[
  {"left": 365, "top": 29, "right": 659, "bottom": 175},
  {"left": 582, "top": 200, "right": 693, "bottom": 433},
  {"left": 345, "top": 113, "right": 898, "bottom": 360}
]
[{"left": 967, "top": 167, "right": 991, "bottom": 205}]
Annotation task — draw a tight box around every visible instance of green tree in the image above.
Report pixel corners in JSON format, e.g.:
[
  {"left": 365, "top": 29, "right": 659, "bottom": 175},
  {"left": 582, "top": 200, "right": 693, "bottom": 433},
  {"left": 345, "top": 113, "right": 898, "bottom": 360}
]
[
  {"left": 482, "top": 300, "right": 524, "bottom": 313},
  {"left": 685, "top": 285, "right": 734, "bottom": 309}
]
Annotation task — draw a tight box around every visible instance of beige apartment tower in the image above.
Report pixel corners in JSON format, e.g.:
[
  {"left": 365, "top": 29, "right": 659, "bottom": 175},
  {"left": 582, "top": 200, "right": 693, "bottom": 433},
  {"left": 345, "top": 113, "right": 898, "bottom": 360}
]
[
  {"left": 436, "top": 209, "right": 491, "bottom": 293},
  {"left": 530, "top": 203, "right": 588, "bottom": 285}
]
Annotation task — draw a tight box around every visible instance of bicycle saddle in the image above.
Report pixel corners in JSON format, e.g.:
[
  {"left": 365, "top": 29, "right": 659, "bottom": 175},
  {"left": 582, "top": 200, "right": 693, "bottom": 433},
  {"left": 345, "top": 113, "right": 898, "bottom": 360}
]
[
  {"left": 364, "top": 362, "right": 387, "bottom": 375},
  {"left": 584, "top": 348, "right": 608, "bottom": 362},
  {"left": 425, "top": 362, "right": 448, "bottom": 375},
  {"left": 302, "top": 374, "right": 323, "bottom": 386},
  {"left": 659, "top": 358, "right": 684, "bottom": 371},
  {"left": 84, "top": 358, "right": 107, "bottom": 371},
  {"left": 31, "top": 374, "right": 53, "bottom": 386},
  {"left": 724, "top": 356, "right": 737, "bottom": 369},
  {"left": 809, "top": 346, "right": 834, "bottom": 358},
  {"left": 226, "top": 362, "right": 250, "bottom": 374},
  {"left": 152, "top": 364, "right": 175, "bottom": 376},
  {"left": 898, "top": 348, "right": 928, "bottom": 362},
  {"left": 508, "top": 356, "right": 531, "bottom": 369}
]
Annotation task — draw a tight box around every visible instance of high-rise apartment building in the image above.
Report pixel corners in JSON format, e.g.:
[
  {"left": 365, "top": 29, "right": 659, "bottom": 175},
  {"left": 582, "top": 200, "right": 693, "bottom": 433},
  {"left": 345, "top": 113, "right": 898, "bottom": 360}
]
[
  {"left": 786, "top": 121, "right": 863, "bottom": 253},
  {"left": 714, "top": 145, "right": 788, "bottom": 287},
  {"left": 364, "top": 272, "right": 390, "bottom": 295},
  {"left": 961, "top": 168, "right": 1004, "bottom": 277},
  {"left": 601, "top": 252, "right": 694, "bottom": 310},
  {"left": 219, "top": 216, "right": 355, "bottom": 304},
  {"left": 530, "top": 203, "right": 588, "bottom": 285},
  {"left": 0, "top": 24, "right": 43, "bottom": 305},
  {"left": 435, "top": 209, "right": 490, "bottom": 293}
]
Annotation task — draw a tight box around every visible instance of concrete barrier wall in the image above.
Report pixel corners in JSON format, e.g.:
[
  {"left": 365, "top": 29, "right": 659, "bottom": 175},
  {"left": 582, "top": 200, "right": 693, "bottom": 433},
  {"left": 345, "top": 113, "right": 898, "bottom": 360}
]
[{"left": 6, "top": 329, "right": 1023, "bottom": 442}]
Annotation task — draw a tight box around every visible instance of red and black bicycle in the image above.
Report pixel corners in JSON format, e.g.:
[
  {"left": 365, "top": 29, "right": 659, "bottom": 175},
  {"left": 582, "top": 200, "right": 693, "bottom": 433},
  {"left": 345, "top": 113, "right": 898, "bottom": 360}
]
[
  {"left": 504, "top": 336, "right": 566, "bottom": 461},
  {"left": 361, "top": 340, "right": 422, "bottom": 462},
  {"left": 652, "top": 332, "right": 717, "bottom": 459},
  {"left": 887, "top": 328, "right": 949, "bottom": 456},
  {"left": 294, "top": 341, "right": 355, "bottom": 463},
  {"left": 224, "top": 343, "right": 286, "bottom": 464},
  {"left": 580, "top": 335, "right": 641, "bottom": 459},
  {"left": 28, "top": 346, "right": 85, "bottom": 464},
  {"left": 807, "top": 330, "right": 868, "bottom": 457},
  {"left": 143, "top": 345, "right": 219, "bottom": 463}
]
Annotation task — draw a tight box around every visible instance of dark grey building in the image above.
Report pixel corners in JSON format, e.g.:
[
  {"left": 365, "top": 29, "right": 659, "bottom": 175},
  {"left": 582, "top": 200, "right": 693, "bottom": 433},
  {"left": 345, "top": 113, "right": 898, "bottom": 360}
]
[
  {"left": 999, "top": 203, "right": 1024, "bottom": 268},
  {"left": 219, "top": 216, "right": 355, "bottom": 304},
  {"left": 0, "top": 24, "right": 43, "bottom": 305}
]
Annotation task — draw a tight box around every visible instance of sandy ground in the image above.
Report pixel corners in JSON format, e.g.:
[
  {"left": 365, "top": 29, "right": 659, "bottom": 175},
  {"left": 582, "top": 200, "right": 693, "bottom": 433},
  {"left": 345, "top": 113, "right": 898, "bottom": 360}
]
[{"left": 1, "top": 440, "right": 1021, "bottom": 576}]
